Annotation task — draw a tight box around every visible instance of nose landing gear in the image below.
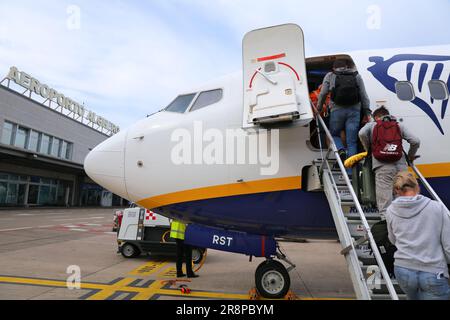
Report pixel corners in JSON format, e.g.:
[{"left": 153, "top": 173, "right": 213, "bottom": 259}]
[{"left": 254, "top": 249, "right": 296, "bottom": 299}]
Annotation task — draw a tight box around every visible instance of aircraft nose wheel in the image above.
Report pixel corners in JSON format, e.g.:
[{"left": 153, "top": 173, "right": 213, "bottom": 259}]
[{"left": 255, "top": 260, "right": 290, "bottom": 299}]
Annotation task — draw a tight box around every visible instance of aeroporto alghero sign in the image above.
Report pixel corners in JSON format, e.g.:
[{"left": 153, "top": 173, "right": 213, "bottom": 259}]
[{"left": 1, "top": 66, "right": 119, "bottom": 136}]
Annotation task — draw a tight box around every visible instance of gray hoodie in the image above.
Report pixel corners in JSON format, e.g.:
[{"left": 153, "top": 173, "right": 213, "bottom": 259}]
[
  {"left": 358, "top": 117, "right": 421, "bottom": 170},
  {"left": 386, "top": 195, "right": 450, "bottom": 278}
]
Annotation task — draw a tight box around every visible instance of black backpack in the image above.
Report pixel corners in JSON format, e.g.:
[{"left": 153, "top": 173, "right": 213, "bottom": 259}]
[
  {"left": 331, "top": 71, "right": 361, "bottom": 106},
  {"left": 370, "top": 220, "right": 397, "bottom": 278}
]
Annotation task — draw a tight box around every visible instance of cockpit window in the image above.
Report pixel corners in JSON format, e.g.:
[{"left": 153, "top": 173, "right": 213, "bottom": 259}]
[
  {"left": 165, "top": 93, "right": 197, "bottom": 113},
  {"left": 190, "top": 89, "right": 223, "bottom": 112}
]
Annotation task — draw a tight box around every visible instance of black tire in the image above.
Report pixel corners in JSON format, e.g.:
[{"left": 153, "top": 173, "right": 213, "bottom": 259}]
[
  {"left": 255, "top": 260, "right": 290, "bottom": 299},
  {"left": 121, "top": 243, "right": 140, "bottom": 258},
  {"left": 191, "top": 248, "right": 205, "bottom": 265}
]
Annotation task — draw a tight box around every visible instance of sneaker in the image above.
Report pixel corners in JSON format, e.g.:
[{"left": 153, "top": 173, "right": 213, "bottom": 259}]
[
  {"left": 333, "top": 149, "right": 347, "bottom": 170},
  {"left": 338, "top": 149, "right": 347, "bottom": 163}
]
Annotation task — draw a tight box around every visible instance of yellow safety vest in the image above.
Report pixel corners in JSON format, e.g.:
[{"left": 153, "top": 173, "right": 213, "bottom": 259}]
[{"left": 170, "top": 220, "right": 187, "bottom": 240}]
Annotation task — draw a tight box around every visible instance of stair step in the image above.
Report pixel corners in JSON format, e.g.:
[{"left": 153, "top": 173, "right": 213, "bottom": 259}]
[
  {"left": 371, "top": 284, "right": 404, "bottom": 295},
  {"left": 332, "top": 171, "right": 349, "bottom": 185},
  {"left": 355, "top": 244, "right": 376, "bottom": 264},
  {"left": 359, "top": 266, "right": 405, "bottom": 296},
  {"left": 345, "top": 212, "right": 382, "bottom": 220},
  {"left": 314, "top": 158, "right": 338, "bottom": 164},
  {"left": 337, "top": 186, "right": 354, "bottom": 202},
  {"left": 341, "top": 202, "right": 381, "bottom": 219},
  {"left": 347, "top": 219, "right": 378, "bottom": 238}
]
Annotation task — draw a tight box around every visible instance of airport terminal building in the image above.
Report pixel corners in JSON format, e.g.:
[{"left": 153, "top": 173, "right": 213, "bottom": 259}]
[{"left": 0, "top": 66, "right": 125, "bottom": 208}]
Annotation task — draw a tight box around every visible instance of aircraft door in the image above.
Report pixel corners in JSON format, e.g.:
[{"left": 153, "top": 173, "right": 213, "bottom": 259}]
[{"left": 242, "top": 24, "right": 313, "bottom": 128}]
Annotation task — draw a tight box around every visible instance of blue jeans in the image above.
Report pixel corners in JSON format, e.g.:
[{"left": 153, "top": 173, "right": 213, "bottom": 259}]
[
  {"left": 329, "top": 106, "right": 360, "bottom": 159},
  {"left": 394, "top": 266, "right": 450, "bottom": 300}
]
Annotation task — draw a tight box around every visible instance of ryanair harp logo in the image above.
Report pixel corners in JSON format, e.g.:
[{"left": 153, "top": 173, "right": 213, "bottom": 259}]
[{"left": 368, "top": 54, "right": 450, "bottom": 135}]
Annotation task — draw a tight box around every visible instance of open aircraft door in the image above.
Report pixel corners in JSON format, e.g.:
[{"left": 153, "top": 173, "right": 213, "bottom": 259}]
[{"left": 243, "top": 24, "right": 313, "bottom": 128}]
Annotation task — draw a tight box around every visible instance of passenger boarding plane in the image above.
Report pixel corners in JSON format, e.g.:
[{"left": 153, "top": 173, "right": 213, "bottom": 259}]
[{"left": 84, "top": 24, "right": 450, "bottom": 299}]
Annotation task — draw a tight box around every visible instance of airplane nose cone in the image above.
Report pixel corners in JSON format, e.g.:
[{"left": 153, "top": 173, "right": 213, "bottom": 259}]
[{"left": 84, "top": 129, "right": 129, "bottom": 199}]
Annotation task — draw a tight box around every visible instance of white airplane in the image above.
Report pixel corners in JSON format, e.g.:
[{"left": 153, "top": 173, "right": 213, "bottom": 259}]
[{"left": 85, "top": 24, "right": 450, "bottom": 298}]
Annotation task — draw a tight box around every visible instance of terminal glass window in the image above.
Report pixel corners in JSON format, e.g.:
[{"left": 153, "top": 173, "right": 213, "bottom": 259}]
[
  {"left": 40, "top": 134, "right": 51, "bottom": 154},
  {"left": 0, "top": 182, "right": 6, "bottom": 204},
  {"left": 0, "top": 173, "right": 27, "bottom": 206},
  {"left": 38, "top": 185, "right": 51, "bottom": 205},
  {"left": 27, "top": 176, "right": 71, "bottom": 206},
  {"left": 65, "top": 143, "right": 73, "bottom": 160},
  {"left": 61, "top": 141, "right": 68, "bottom": 160},
  {"left": 0, "top": 121, "right": 73, "bottom": 160},
  {"left": 51, "top": 138, "right": 61, "bottom": 157},
  {"left": 14, "top": 126, "right": 29, "bottom": 149},
  {"left": 0, "top": 172, "right": 92, "bottom": 207},
  {"left": 190, "top": 89, "right": 223, "bottom": 112},
  {"left": 165, "top": 93, "right": 197, "bottom": 113},
  {"left": 1, "top": 121, "right": 14, "bottom": 145},
  {"left": 28, "top": 130, "right": 40, "bottom": 152},
  {"left": 428, "top": 80, "right": 449, "bottom": 100}
]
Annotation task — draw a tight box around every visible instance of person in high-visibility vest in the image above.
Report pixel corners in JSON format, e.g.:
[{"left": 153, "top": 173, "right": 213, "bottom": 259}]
[{"left": 170, "top": 220, "right": 198, "bottom": 278}]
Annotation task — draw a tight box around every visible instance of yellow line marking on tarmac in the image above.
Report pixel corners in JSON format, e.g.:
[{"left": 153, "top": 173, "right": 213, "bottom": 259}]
[
  {"left": 0, "top": 275, "right": 350, "bottom": 300},
  {"left": 86, "top": 278, "right": 137, "bottom": 300},
  {"left": 0, "top": 276, "right": 70, "bottom": 289},
  {"left": 158, "top": 267, "right": 178, "bottom": 278},
  {"left": 132, "top": 280, "right": 169, "bottom": 300},
  {"left": 129, "top": 261, "right": 169, "bottom": 276},
  {"left": 0, "top": 275, "right": 247, "bottom": 300}
]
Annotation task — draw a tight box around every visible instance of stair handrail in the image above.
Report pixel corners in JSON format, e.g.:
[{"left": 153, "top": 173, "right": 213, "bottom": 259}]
[
  {"left": 406, "top": 158, "right": 445, "bottom": 206},
  {"left": 313, "top": 107, "right": 399, "bottom": 300}
]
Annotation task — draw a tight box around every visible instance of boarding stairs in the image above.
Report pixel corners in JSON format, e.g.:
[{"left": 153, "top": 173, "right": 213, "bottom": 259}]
[
  {"left": 311, "top": 112, "right": 448, "bottom": 300},
  {"left": 312, "top": 113, "right": 397, "bottom": 300}
]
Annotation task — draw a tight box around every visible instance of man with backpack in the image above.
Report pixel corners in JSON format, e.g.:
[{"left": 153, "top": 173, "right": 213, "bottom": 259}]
[
  {"left": 358, "top": 106, "right": 421, "bottom": 220},
  {"left": 316, "top": 59, "right": 371, "bottom": 172}
]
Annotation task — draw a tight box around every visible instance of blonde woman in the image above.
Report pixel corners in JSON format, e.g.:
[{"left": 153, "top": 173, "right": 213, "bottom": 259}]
[{"left": 386, "top": 171, "right": 450, "bottom": 300}]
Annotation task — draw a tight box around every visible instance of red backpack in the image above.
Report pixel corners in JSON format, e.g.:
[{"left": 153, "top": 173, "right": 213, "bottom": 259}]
[{"left": 372, "top": 119, "right": 403, "bottom": 162}]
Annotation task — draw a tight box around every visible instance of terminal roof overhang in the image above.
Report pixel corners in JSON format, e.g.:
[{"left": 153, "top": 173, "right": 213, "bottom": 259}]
[{"left": 0, "top": 145, "right": 84, "bottom": 174}]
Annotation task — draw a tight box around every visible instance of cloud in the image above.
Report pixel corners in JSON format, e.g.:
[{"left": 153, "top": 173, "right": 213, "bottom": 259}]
[{"left": 0, "top": 0, "right": 449, "bottom": 129}]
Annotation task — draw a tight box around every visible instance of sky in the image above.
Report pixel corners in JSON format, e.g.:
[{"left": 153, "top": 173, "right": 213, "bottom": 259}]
[{"left": 0, "top": 0, "right": 449, "bottom": 130}]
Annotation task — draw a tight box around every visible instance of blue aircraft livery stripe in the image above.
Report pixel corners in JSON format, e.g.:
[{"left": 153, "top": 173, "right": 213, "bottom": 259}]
[
  {"left": 368, "top": 54, "right": 450, "bottom": 135},
  {"left": 430, "top": 63, "right": 445, "bottom": 104},
  {"left": 418, "top": 63, "right": 428, "bottom": 93},
  {"left": 152, "top": 176, "right": 450, "bottom": 239},
  {"left": 406, "top": 63, "right": 414, "bottom": 82},
  {"left": 431, "top": 63, "right": 444, "bottom": 80}
]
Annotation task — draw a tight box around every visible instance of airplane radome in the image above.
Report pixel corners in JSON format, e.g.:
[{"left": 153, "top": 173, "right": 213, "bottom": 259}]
[{"left": 84, "top": 24, "right": 450, "bottom": 299}]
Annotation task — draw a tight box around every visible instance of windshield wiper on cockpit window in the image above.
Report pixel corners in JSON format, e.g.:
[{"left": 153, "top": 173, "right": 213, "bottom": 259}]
[{"left": 146, "top": 108, "right": 165, "bottom": 118}]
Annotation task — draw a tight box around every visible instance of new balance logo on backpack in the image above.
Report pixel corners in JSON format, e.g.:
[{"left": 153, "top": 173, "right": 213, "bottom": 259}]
[
  {"left": 383, "top": 144, "right": 398, "bottom": 152},
  {"left": 372, "top": 118, "right": 403, "bottom": 163}
]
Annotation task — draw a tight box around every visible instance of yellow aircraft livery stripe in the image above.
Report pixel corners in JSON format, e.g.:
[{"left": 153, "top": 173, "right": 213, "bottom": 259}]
[
  {"left": 137, "top": 162, "right": 450, "bottom": 209},
  {"left": 416, "top": 162, "right": 450, "bottom": 178},
  {"left": 138, "top": 176, "right": 301, "bottom": 209}
]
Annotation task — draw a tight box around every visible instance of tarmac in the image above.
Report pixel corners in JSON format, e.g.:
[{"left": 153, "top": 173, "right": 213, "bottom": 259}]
[{"left": 0, "top": 208, "right": 355, "bottom": 300}]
